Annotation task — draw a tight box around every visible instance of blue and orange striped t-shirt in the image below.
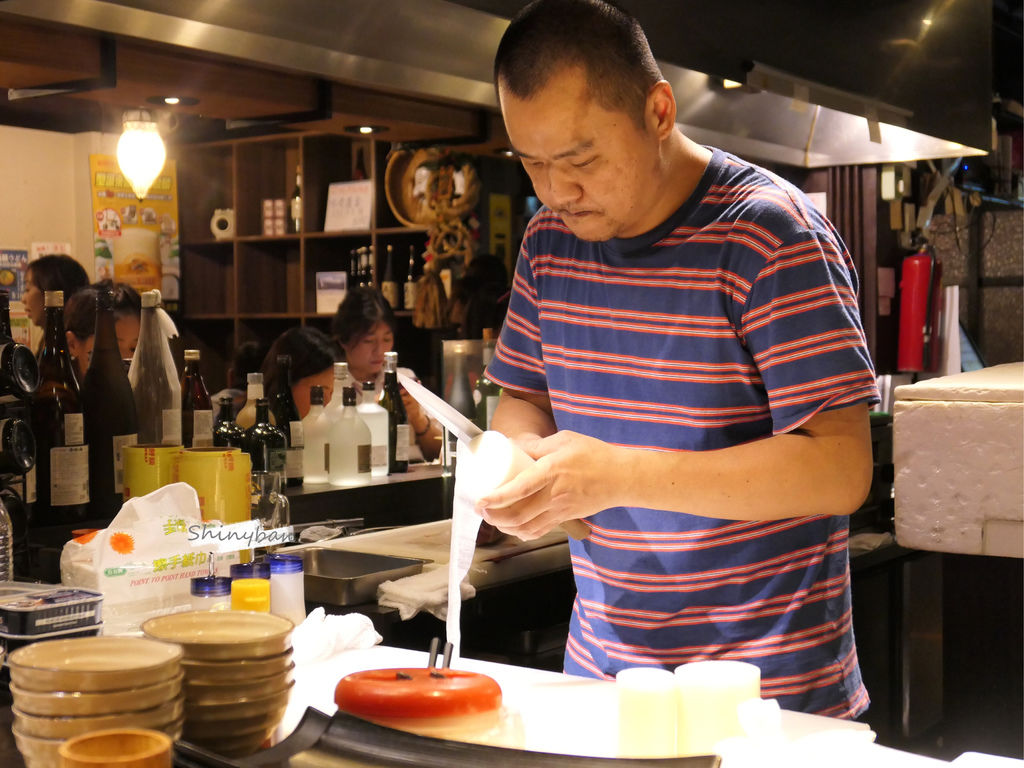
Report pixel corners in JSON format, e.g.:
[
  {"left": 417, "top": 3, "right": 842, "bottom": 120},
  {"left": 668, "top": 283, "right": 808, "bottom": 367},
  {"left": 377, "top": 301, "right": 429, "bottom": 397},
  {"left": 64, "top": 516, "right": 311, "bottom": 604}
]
[{"left": 485, "top": 148, "right": 879, "bottom": 717}]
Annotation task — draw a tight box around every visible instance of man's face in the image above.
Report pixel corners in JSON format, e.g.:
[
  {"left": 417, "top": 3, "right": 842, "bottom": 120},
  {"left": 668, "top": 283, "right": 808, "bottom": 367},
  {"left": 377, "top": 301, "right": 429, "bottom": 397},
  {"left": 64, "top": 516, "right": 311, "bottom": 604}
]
[{"left": 499, "top": 66, "right": 660, "bottom": 242}]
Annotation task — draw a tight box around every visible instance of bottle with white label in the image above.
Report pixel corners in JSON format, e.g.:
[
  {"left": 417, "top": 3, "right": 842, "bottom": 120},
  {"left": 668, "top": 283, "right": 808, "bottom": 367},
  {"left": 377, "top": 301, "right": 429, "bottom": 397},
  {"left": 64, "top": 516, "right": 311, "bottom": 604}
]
[
  {"left": 378, "top": 351, "right": 409, "bottom": 473},
  {"left": 180, "top": 349, "right": 213, "bottom": 448},
  {"left": 357, "top": 380, "right": 388, "bottom": 478},
  {"left": 301, "top": 385, "right": 329, "bottom": 484},
  {"left": 322, "top": 362, "right": 352, "bottom": 419},
  {"left": 31, "top": 290, "right": 90, "bottom": 524},
  {"left": 83, "top": 288, "right": 138, "bottom": 520},
  {"left": 328, "top": 386, "right": 371, "bottom": 486},
  {"left": 128, "top": 290, "right": 181, "bottom": 445}
]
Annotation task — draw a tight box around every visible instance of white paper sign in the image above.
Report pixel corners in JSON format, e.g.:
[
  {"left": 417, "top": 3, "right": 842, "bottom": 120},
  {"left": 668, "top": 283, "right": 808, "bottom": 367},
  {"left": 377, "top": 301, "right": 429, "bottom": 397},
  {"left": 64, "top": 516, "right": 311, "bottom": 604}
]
[{"left": 324, "top": 180, "right": 373, "bottom": 232}]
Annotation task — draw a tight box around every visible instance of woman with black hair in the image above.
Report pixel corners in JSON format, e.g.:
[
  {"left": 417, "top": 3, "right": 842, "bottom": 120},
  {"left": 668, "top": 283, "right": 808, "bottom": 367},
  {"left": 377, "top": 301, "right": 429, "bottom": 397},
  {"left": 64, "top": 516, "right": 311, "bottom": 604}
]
[
  {"left": 332, "top": 286, "right": 441, "bottom": 461},
  {"left": 260, "top": 326, "right": 340, "bottom": 419}
]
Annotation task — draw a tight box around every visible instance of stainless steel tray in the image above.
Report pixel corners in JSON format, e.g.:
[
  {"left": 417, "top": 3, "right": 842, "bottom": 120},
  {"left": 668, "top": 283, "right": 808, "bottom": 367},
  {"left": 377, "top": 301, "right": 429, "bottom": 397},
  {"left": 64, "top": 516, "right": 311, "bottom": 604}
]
[{"left": 302, "top": 549, "right": 427, "bottom": 606}]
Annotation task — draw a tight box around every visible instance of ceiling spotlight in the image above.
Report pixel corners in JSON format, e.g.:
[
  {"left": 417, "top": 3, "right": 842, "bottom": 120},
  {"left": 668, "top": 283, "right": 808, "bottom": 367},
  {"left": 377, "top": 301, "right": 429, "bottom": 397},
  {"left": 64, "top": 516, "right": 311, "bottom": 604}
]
[
  {"left": 117, "top": 109, "right": 166, "bottom": 201},
  {"left": 722, "top": 79, "right": 743, "bottom": 89},
  {"left": 146, "top": 95, "right": 199, "bottom": 107},
  {"left": 344, "top": 125, "right": 387, "bottom": 135}
]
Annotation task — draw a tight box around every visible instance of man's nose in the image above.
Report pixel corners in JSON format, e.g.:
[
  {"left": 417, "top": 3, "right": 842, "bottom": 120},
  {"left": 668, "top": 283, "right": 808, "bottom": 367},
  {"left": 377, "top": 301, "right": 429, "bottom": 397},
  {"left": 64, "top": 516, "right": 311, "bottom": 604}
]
[{"left": 544, "top": 166, "right": 582, "bottom": 208}]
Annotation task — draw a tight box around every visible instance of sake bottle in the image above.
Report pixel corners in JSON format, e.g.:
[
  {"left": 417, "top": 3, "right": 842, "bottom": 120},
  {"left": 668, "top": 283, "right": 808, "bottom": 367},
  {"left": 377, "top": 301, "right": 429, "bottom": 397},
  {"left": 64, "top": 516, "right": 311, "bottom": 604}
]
[
  {"left": 242, "top": 398, "right": 287, "bottom": 475},
  {"left": 181, "top": 349, "right": 213, "bottom": 447},
  {"left": 269, "top": 354, "right": 303, "bottom": 487},
  {"left": 379, "top": 351, "right": 409, "bottom": 473},
  {"left": 328, "top": 386, "right": 371, "bottom": 486},
  {"left": 301, "top": 385, "right": 329, "bottom": 484},
  {"left": 82, "top": 288, "right": 138, "bottom": 519},
  {"left": 213, "top": 395, "right": 245, "bottom": 448},
  {"left": 357, "top": 380, "right": 388, "bottom": 477},
  {"left": 128, "top": 290, "right": 181, "bottom": 445},
  {"left": 32, "top": 290, "right": 89, "bottom": 524}
]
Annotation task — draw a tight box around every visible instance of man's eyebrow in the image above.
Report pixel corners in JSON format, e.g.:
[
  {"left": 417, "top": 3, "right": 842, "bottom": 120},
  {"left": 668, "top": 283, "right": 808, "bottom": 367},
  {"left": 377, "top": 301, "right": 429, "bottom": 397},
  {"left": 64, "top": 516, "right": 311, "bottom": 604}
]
[{"left": 510, "top": 140, "right": 595, "bottom": 161}]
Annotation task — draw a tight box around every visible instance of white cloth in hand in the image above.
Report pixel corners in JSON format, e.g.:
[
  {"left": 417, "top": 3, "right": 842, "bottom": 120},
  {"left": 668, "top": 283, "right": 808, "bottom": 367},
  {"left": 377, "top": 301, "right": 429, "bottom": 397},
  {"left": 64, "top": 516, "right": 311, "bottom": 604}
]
[
  {"left": 291, "top": 607, "right": 382, "bottom": 665},
  {"left": 378, "top": 565, "right": 476, "bottom": 621}
]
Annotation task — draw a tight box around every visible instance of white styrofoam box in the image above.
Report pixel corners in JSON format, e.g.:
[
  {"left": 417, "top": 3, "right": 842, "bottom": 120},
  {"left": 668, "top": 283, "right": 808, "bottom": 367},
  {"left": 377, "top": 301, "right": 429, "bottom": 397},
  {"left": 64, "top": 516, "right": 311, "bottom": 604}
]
[{"left": 894, "top": 363, "right": 1023, "bottom": 557}]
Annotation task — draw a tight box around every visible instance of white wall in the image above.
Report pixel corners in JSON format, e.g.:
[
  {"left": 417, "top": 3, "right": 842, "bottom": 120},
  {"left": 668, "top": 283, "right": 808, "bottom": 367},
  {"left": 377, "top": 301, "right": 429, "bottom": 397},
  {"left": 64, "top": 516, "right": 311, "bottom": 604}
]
[{"left": 0, "top": 124, "right": 118, "bottom": 278}]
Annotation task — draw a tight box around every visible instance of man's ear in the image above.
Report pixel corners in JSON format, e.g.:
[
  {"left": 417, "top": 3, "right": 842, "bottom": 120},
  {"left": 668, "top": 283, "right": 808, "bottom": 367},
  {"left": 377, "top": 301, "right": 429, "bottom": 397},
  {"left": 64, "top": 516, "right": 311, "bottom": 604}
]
[{"left": 646, "top": 80, "right": 677, "bottom": 139}]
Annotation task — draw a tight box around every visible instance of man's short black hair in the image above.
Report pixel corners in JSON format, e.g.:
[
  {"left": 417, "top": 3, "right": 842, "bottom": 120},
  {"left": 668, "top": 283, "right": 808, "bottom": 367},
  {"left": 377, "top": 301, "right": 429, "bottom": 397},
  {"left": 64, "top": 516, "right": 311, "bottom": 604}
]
[{"left": 494, "top": 0, "right": 663, "bottom": 127}]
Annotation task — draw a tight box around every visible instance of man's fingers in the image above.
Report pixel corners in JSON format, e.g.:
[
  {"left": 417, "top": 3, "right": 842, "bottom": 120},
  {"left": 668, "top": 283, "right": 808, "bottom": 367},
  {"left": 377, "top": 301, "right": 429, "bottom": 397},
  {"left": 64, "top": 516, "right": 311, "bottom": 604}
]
[{"left": 476, "top": 461, "right": 547, "bottom": 511}]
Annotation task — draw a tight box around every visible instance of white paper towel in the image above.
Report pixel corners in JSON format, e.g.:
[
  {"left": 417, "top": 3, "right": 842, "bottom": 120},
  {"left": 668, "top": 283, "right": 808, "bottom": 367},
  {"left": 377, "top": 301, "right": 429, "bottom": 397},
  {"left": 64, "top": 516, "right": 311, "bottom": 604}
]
[{"left": 446, "top": 439, "right": 484, "bottom": 662}]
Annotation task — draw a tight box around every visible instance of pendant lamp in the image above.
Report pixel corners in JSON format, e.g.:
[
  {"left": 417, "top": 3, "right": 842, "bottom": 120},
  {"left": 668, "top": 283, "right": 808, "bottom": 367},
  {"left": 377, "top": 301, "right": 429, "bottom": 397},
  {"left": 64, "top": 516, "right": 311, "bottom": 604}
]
[{"left": 116, "top": 109, "right": 166, "bottom": 201}]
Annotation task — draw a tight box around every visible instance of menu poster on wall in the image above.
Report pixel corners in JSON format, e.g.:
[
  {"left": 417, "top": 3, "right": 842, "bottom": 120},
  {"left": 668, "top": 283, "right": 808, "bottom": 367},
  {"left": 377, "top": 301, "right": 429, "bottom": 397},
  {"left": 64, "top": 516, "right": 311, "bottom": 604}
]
[
  {"left": 0, "top": 249, "right": 28, "bottom": 301},
  {"left": 0, "top": 249, "right": 30, "bottom": 346},
  {"left": 89, "top": 155, "right": 181, "bottom": 313}
]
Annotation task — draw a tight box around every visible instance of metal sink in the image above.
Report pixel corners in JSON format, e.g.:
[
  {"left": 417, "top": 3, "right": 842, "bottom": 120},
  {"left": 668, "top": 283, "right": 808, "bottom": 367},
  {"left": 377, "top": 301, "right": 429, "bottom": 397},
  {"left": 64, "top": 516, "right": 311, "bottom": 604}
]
[{"left": 301, "top": 548, "right": 427, "bottom": 606}]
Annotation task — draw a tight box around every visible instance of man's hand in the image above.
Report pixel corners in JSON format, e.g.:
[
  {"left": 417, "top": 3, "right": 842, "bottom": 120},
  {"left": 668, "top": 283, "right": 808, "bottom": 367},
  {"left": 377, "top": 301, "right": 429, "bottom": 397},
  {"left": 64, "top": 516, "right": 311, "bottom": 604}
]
[{"left": 476, "top": 430, "right": 623, "bottom": 540}]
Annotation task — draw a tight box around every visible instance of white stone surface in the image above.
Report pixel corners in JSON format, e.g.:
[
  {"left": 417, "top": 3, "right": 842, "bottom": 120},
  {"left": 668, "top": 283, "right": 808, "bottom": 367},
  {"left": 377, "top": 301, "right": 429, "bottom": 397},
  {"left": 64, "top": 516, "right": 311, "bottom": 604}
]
[{"left": 894, "top": 363, "right": 1023, "bottom": 557}]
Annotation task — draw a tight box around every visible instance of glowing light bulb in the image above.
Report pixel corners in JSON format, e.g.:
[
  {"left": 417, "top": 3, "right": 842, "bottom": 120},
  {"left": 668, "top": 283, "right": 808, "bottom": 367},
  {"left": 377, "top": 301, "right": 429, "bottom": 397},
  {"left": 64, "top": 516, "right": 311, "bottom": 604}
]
[{"left": 116, "top": 109, "right": 166, "bottom": 201}]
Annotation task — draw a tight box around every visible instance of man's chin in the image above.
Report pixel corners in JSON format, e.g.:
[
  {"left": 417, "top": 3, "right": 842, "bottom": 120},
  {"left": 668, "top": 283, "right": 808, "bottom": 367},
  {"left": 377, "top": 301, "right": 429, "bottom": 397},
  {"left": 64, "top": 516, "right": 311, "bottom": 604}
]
[{"left": 559, "top": 214, "right": 613, "bottom": 242}]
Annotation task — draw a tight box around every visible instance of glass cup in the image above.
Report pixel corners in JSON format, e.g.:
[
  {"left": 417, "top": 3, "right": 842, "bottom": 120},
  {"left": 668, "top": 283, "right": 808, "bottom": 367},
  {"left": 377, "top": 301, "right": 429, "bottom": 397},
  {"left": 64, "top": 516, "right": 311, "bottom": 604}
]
[{"left": 250, "top": 471, "right": 289, "bottom": 531}]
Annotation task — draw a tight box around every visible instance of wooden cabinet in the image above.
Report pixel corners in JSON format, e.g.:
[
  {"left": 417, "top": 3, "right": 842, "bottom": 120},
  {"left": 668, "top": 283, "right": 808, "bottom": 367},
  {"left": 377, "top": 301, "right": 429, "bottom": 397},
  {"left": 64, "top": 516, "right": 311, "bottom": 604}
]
[{"left": 173, "top": 133, "right": 430, "bottom": 392}]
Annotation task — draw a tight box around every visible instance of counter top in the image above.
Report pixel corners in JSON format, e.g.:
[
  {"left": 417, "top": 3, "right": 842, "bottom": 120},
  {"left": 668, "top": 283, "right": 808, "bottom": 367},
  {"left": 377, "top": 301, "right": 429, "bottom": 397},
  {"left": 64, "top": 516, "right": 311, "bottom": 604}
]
[{"left": 280, "top": 644, "right": 951, "bottom": 767}]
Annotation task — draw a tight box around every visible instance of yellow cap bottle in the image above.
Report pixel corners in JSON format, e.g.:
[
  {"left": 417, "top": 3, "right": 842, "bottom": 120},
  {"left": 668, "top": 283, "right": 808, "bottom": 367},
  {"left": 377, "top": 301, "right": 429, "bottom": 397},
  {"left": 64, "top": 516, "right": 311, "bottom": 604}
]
[{"left": 230, "top": 578, "right": 270, "bottom": 612}]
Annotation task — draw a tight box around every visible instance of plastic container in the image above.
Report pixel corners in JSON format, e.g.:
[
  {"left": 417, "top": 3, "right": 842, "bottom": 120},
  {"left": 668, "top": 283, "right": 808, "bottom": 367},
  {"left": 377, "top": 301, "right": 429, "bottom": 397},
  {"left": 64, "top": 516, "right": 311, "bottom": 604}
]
[
  {"left": 190, "top": 576, "right": 231, "bottom": 611},
  {"left": 267, "top": 554, "right": 305, "bottom": 627},
  {"left": 230, "top": 561, "right": 270, "bottom": 581},
  {"left": 230, "top": 578, "right": 270, "bottom": 612},
  {"left": 0, "top": 587, "right": 103, "bottom": 635},
  {"left": 0, "top": 622, "right": 104, "bottom": 657}
]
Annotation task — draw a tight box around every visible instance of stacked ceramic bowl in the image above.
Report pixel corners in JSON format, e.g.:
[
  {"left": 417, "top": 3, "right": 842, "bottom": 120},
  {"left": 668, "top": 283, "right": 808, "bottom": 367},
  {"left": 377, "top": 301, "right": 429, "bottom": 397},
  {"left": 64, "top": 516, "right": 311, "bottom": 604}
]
[
  {"left": 7, "top": 637, "right": 184, "bottom": 768},
  {"left": 141, "top": 610, "right": 294, "bottom": 758}
]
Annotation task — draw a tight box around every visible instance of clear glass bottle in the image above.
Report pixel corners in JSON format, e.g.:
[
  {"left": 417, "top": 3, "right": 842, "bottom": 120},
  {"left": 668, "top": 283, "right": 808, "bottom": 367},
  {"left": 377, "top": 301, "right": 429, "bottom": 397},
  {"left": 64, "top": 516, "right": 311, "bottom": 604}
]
[
  {"left": 301, "top": 384, "right": 329, "bottom": 484},
  {"left": 180, "top": 349, "right": 213, "bottom": 448},
  {"left": 83, "top": 288, "right": 139, "bottom": 520},
  {"left": 190, "top": 576, "right": 231, "bottom": 611},
  {"left": 379, "top": 351, "right": 409, "bottom": 474},
  {"left": 32, "top": 290, "right": 89, "bottom": 523},
  {"left": 213, "top": 395, "right": 245, "bottom": 448},
  {"left": 128, "top": 290, "right": 181, "bottom": 445},
  {"left": 357, "top": 380, "right": 388, "bottom": 477},
  {"left": 269, "top": 354, "right": 303, "bottom": 487},
  {"left": 242, "top": 398, "right": 287, "bottom": 475},
  {"left": 328, "top": 386, "right": 371, "bottom": 486}
]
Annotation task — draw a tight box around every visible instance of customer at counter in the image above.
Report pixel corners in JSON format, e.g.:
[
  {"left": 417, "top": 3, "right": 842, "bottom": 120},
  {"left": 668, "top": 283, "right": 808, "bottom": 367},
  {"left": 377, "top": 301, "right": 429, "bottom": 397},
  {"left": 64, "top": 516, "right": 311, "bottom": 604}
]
[
  {"left": 24, "top": 254, "right": 90, "bottom": 355},
  {"left": 478, "top": 0, "right": 878, "bottom": 719},
  {"left": 331, "top": 286, "right": 442, "bottom": 461},
  {"left": 64, "top": 281, "right": 141, "bottom": 379},
  {"left": 260, "top": 326, "right": 340, "bottom": 418}
]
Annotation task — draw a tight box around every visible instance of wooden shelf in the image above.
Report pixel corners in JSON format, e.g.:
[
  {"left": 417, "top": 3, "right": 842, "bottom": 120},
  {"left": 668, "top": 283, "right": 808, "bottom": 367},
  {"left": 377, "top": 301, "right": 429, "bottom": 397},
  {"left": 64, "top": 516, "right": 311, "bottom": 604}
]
[{"left": 173, "top": 131, "right": 430, "bottom": 392}]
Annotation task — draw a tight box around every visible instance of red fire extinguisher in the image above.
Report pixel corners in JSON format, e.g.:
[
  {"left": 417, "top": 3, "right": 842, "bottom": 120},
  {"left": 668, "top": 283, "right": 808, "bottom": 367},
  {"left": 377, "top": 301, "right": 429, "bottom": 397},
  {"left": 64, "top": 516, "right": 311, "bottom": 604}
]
[{"left": 897, "top": 247, "right": 943, "bottom": 372}]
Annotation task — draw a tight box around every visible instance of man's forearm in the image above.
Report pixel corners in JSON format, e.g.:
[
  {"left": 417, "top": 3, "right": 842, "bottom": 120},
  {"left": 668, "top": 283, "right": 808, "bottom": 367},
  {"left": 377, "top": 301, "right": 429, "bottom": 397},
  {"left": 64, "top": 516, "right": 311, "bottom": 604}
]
[{"left": 490, "top": 389, "right": 556, "bottom": 440}]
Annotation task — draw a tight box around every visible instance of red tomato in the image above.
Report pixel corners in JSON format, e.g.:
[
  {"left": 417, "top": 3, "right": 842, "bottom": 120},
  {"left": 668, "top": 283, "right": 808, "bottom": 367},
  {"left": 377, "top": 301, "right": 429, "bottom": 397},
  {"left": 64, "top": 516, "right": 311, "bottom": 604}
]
[{"left": 334, "top": 668, "right": 502, "bottom": 719}]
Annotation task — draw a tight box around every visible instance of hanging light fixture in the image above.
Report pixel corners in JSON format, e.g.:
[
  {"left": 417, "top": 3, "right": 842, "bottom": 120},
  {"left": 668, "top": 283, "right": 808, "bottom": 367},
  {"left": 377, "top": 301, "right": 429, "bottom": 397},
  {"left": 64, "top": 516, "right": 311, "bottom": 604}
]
[{"left": 116, "top": 109, "right": 166, "bottom": 201}]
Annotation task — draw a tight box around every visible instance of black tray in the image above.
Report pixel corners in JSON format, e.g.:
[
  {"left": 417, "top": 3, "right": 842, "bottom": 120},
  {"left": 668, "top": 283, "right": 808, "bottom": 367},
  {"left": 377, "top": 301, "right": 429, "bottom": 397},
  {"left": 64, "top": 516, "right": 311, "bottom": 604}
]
[{"left": 173, "top": 707, "right": 721, "bottom": 768}]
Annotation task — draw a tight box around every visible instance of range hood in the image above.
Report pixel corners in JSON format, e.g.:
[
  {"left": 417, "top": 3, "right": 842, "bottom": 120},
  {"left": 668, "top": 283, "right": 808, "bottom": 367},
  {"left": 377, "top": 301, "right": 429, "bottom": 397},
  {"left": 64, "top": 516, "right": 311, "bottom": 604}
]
[{"left": 0, "top": 0, "right": 991, "bottom": 167}]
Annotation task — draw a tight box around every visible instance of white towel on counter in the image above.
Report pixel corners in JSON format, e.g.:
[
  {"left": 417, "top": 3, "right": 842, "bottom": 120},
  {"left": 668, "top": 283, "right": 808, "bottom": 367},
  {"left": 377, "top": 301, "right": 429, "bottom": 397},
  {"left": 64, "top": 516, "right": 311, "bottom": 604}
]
[
  {"left": 291, "top": 607, "right": 382, "bottom": 665},
  {"left": 377, "top": 564, "right": 476, "bottom": 621}
]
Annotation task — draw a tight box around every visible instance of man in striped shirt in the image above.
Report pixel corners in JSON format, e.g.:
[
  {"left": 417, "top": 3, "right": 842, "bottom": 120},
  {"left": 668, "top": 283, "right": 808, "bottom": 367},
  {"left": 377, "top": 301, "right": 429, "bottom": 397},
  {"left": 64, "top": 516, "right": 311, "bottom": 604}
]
[{"left": 478, "top": 0, "right": 880, "bottom": 718}]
